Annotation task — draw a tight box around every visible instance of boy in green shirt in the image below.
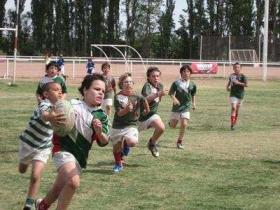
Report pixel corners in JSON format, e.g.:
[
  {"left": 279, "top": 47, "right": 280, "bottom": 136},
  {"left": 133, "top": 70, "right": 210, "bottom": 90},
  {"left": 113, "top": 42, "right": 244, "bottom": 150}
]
[
  {"left": 226, "top": 62, "right": 248, "bottom": 130},
  {"left": 139, "top": 67, "right": 167, "bottom": 157},
  {"left": 168, "top": 65, "right": 197, "bottom": 149},
  {"left": 110, "top": 73, "right": 149, "bottom": 173}
]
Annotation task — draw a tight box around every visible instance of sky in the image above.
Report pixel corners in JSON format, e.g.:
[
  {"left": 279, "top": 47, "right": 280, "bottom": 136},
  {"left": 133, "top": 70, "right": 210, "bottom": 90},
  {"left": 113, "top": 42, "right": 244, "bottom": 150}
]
[{"left": 5, "top": 0, "right": 187, "bottom": 29}]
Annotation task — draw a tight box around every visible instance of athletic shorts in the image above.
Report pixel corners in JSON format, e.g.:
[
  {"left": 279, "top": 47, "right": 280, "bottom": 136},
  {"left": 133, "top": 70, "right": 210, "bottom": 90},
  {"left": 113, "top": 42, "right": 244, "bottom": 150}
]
[
  {"left": 109, "top": 127, "right": 138, "bottom": 146},
  {"left": 138, "top": 114, "right": 161, "bottom": 131},
  {"left": 18, "top": 141, "right": 51, "bottom": 165},
  {"left": 169, "top": 111, "right": 190, "bottom": 121},
  {"left": 52, "top": 151, "right": 81, "bottom": 173},
  {"left": 230, "top": 97, "right": 243, "bottom": 105}
]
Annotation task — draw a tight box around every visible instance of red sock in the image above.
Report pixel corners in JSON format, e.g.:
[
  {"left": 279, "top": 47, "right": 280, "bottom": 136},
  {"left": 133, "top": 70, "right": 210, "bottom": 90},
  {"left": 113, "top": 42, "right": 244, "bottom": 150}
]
[
  {"left": 38, "top": 199, "right": 51, "bottom": 210},
  {"left": 234, "top": 114, "right": 238, "bottom": 124},
  {"left": 231, "top": 115, "right": 236, "bottom": 126},
  {"left": 177, "top": 139, "right": 182, "bottom": 144},
  {"left": 113, "top": 152, "right": 122, "bottom": 166}
]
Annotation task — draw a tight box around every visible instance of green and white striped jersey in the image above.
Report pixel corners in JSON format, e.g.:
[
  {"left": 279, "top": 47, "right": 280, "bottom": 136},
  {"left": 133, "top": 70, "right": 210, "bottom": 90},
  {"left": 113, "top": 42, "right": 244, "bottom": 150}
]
[{"left": 19, "top": 100, "right": 53, "bottom": 149}]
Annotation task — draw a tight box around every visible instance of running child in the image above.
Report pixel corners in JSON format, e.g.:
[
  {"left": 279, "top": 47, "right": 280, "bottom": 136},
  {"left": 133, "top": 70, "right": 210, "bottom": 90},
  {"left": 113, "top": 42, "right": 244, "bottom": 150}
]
[
  {"left": 226, "top": 62, "right": 248, "bottom": 130},
  {"left": 110, "top": 73, "right": 149, "bottom": 173},
  {"left": 35, "top": 74, "right": 109, "bottom": 210},
  {"left": 101, "top": 62, "right": 116, "bottom": 116},
  {"left": 86, "top": 57, "right": 95, "bottom": 75},
  {"left": 36, "top": 61, "right": 67, "bottom": 103},
  {"left": 139, "top": 66, "right": 167, "bottom": 157},
  {"left": 19, "top": 82, "right": 64, "bottom": 210},
  {"left": 168, "top": 64, "right": 197, "bottom": 149}
]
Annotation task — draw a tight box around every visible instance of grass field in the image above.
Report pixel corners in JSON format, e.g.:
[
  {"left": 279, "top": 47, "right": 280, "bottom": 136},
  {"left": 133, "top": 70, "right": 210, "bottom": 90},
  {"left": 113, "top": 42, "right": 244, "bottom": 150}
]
[{"left": 0, "top": 78, "right": 280, "bottom": 210}]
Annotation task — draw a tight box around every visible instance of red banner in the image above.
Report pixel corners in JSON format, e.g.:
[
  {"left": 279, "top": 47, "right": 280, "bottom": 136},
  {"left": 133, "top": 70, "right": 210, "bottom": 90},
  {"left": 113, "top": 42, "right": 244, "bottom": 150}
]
[{"left": 191, "top": 63, "right": 218, "bottom": 74}]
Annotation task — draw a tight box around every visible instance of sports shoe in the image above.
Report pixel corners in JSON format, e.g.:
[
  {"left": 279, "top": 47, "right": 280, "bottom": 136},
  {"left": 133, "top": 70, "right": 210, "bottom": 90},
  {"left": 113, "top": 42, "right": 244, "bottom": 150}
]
[
  {"left": 230, "top": 125, "right": 235, "bottom": 131},
  {"left": 113, "top": 163, "right": 123, "bottom": 173},
  {"left": 176, "top": 143, "right": 184, "bottom": 149},
  {"left": 147, "top": 142, "right": 159, "bottom": 157},
  {"left": 23, "top": 206, "right": 32, "bottom": 210}
]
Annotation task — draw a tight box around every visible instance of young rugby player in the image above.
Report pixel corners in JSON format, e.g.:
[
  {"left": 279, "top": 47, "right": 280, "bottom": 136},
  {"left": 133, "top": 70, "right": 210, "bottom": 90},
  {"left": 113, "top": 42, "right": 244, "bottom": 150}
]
[
  {"left": 35, "top": 74, "right": 109, "bottom": 210},
  {"left": 226, "top": 62, "right": 248, "bottom": 130},
  {"left": 101, "top": 62, "right": 116, "bottom": 116},
  {"left": 139, "top": 66, "right": 167, "bottom": 157},
  {"left": 19, "top": 82, "right": 64, "bottom": 210},
  {"left": 36, "top": 61, "right": 67, "bottom": 103},
  {"left": 110, "top": 73, "right": 149, "bottom": 173},
  {"left": 168, "top": 64, "right": 197, "bottom": 149}
]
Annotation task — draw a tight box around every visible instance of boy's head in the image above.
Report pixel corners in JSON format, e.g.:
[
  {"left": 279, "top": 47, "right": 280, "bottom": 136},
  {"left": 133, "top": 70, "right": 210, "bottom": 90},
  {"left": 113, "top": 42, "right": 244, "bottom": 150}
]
[
  {"left": 78, "top": 74, "right": 106, "bottom": 106},
  {"left": 118, "top": 72, "right": 133, "bottom": 90},
  {"left": 180, "top": 65, "right": 192, "bottom": 80},
  {"left": 42, "top": 82, "right": 62, "bottom": 104},
  {"left": 46, "top": 61, "right": 60, "bottom": 77},
  {"left": 233, "top": 62, "right": 241, "bottom": 74},
  {"left": 146, "top": 66, "right": 161, "bottom": 86},
  {"left": 101, "top": 62, "right": 111, "bottom": 74}
]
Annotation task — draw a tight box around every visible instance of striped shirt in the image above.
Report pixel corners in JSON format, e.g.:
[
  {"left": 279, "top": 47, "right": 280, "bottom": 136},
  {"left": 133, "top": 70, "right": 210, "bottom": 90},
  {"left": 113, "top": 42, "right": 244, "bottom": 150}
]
[{"left": 19, "top": 100, "right": 53, "bottom": 149}]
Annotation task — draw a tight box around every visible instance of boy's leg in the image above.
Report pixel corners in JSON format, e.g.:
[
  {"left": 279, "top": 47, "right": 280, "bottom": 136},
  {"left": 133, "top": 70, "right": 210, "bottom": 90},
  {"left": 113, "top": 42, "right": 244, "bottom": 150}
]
[
  {"left": 38, "top": 161, "right": 80, "bottom": 210},
  {"left": 19, "top": 163, "right": 29, "bottom": 174},
  {"left": 230, "top": 103, "right": 237, "bottom": 129},
  {"left": 147, "top": 118, "right": 165, "bottom": 157},
  {"left": 169, "top": 119, "right": 178, "bottom": 128},
  {"left": 177, "top": 118, "right": 188, "bottom": 149}
]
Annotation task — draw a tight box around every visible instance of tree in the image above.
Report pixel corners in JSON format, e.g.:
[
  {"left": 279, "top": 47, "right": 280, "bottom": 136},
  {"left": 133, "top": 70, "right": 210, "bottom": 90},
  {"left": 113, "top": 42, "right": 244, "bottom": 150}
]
[{"left": 158, "top": 0, "right": 175, "bottom": 58}]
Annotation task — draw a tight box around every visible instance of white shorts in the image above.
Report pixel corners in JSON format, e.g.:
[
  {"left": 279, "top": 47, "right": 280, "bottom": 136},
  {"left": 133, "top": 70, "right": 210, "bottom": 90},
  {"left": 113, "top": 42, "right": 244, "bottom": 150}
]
[
  {"left": 18, "top": 141, "right": 51, "bottom": 165},
  {"left": 169, "top": 111, "right": 190, "bottom": 121},
  {"left": 109, "top": 127, "right": 139, "bottom": 146},
  {"left": 138, "top": 114, "right": 161, "bottom": 131},
  {"left": 230, "top": 97, "right": 243, "bottom": 105},
  {"left": 52, "top": 151, "right": 81, "bottom": 172},
  {"left": 102, "top": 98, "right": 113, "bottom": 107},
  {"left": 60, "top": 65, "right": 65, "bottom": 75}
]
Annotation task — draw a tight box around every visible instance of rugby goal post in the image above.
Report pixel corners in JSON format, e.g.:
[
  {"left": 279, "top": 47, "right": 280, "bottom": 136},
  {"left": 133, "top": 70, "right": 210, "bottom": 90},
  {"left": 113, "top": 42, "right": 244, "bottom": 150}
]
[
  {"left": 90, "top": 44, "right": 146, "bottom": 73},
  {"left": 229, "top": 49, "right": 259, "bottom": 65},
  {"left": 0, "top": 0, "right": 20, "bottom": 84}
]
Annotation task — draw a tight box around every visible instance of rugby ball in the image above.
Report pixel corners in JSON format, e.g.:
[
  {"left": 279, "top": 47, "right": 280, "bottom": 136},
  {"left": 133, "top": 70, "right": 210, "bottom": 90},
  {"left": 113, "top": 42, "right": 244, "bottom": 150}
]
[{"left": 53, "top": 100, "right": 75, "bottom": 136}]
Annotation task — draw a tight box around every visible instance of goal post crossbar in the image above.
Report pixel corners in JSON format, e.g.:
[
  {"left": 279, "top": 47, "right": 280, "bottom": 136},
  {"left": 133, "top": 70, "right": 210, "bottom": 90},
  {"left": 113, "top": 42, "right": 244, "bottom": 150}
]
[{"left": 90, "top": 44, "right": 146, "bottom": 72}]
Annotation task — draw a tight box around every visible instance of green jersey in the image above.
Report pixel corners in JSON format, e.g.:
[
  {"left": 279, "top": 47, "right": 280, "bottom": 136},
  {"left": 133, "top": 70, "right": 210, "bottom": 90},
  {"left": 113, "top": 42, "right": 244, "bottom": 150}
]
[
  {"left": 168, "top": 79, "right": 196, "bottom": 112},
  {"left": 229, "top": 73, "right": 247, "bottom": 99},
  {"left": 36, "top": 75, "right": 67, "bottom": 96},
  {"left": 139, "top": 82, "right": 163, "bottom": 122},
  {"left": 104, "top": 75, "right": 116, "bottom": 99},
  {"left": 52, "top": 99, "right": 109, "bottom": 168},
  {"left": 112, "top": 92, "right": 144, "bottom": 129}
]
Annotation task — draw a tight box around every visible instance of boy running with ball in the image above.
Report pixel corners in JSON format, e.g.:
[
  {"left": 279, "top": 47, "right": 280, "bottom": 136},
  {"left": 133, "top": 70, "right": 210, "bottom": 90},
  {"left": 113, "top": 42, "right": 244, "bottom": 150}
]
[{"left": 168, "top": 65, "right": 197, "bottom": 149}]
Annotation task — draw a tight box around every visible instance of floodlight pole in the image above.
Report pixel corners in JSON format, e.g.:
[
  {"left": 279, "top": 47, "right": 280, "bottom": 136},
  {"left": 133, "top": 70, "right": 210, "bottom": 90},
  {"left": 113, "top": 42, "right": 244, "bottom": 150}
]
[{"left": 262, "top": 0, "right": 269, "bottom": 81}]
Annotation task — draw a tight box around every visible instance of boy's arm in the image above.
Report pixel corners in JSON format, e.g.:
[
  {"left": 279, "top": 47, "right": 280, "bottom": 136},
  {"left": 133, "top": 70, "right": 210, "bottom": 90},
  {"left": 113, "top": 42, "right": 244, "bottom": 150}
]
[
  {"left": 226, "top": 80, "right": 231, "bottom": 91},
  {"left": 192, "top": 95, "right": 196, "bottom": 110},
  {"left": 169, "top": 94, "right": 180, "bottom": 106},
  {"left": 41, "top": 110, "right": 66, "bottom": 126},
  {"left": 92, "top": 118, "right": 109, "bottom": 147},
  {"left": 143, "top": 98, "right": 150, "bottom": 114}
]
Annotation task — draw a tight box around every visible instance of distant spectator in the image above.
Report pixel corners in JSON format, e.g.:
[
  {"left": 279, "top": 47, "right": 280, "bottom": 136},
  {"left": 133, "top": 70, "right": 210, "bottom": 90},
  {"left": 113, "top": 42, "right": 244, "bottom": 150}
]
[{"left": 86, "top": 57, "right": 95, "bottom": 75}]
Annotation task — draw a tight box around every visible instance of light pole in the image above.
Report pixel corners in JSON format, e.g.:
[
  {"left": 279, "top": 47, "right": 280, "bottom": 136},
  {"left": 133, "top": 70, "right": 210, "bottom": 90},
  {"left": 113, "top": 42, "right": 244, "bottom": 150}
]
[{"left": 262, "top": 0, "right": 269, "bottom": 81}]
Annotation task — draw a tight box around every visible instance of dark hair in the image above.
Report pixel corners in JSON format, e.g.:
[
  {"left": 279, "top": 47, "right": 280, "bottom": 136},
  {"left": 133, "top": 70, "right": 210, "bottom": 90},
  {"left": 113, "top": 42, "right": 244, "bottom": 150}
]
[
  {"left": 78, "top": 73, "right": 105, "bottom": 96},
  {"left": 180, "top": 64, "right": 192, "bottom": 74},
  {"left": 101, "top": 62, "right": 110, "bottom": 71},
  {"left": 41, "top": 82, "right": 57, "bottom": 92},
  {"left": 146, "top": 66, "right": 161, "bottom": 78},
  {"left": 118, "top": 72, "right": 132, "bottom": 89},
  {"left": 233, "top": 62, "right": 241, "bottom": 67},
  {"left": 46, "top": 61, "right": 61, "bottom": 71}
]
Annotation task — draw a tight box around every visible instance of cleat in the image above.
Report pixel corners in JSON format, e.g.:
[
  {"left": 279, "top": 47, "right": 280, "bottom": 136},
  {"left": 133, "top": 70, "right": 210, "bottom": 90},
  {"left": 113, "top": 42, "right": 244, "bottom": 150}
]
[
  {"left": 23, "top": 206, "right": 32, "bottom": 210},
  {"left": 231, "top": 125, "right": 235, "bottom": 130},
  {"left": 176, "top": 143, "right": 184, "bottom": 149},
  {"left": 113, "top": 163, "right": 123, "bottom": 173},
  {"left": 147, "top": 142, "right": 159, "bottom": 157}
]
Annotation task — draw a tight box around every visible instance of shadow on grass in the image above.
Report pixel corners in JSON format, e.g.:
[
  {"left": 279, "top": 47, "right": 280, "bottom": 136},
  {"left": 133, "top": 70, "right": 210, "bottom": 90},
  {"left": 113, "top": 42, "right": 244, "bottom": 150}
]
[{"left": 261, "top": 159, "right": 280, "bottom": 164}]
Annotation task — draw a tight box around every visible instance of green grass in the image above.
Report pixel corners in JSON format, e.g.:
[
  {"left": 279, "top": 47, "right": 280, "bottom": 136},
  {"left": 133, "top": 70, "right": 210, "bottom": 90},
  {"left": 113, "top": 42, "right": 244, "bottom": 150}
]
[{"left": 0, "top": 79, "right": 280, "bottom": 210}]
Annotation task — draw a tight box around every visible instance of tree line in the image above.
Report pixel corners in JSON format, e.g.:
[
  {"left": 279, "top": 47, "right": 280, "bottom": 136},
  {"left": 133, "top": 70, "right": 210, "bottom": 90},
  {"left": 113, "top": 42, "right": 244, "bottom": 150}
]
[{"left": 0, "top": 0, "right": 279, "bottom": 61}]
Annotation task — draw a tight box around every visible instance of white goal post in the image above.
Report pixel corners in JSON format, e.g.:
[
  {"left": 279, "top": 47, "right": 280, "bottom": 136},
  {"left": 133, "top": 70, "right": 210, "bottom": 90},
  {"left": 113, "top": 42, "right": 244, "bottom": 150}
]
[
  {"left": 229, "top": 49, "right": 259, "bottom": 64},
  {"left": 90, "top": 44, "right": 146, "bottom": 73}
]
